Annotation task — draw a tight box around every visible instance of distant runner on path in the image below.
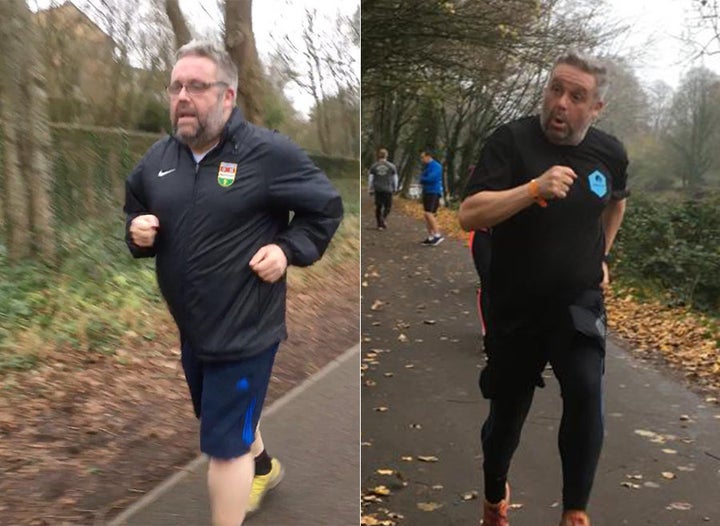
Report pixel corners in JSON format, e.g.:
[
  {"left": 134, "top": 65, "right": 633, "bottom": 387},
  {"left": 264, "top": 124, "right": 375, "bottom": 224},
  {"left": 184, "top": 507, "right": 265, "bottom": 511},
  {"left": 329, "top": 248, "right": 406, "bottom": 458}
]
[
  {"left": 368, "top": 147, "right": 399, "bottom": 230},
  {"left": 418, "top": 149, "right": 445, "bottom": 246}
]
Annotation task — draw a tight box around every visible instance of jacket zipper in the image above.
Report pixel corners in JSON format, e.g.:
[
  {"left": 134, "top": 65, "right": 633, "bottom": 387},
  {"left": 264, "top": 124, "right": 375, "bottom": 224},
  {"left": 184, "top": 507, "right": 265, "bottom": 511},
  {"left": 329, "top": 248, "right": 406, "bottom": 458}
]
[{"left": 181, "top": 155, "right": 201, "bottom": 343}]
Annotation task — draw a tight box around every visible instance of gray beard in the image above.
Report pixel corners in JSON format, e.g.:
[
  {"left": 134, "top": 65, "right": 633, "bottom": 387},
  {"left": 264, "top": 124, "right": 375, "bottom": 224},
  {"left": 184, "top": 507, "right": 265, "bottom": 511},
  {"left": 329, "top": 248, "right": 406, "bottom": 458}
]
[
  {"left": 174, "top": 102, "right": 226, "bottom": 149},
  {"left": 540, "top": 109, "right": 592, "bottom": 146}
]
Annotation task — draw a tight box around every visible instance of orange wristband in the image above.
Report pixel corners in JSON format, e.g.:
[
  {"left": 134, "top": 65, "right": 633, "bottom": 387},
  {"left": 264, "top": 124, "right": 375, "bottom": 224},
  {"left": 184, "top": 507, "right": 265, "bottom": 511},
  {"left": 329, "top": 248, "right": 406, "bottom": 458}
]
[{"left": 529, "top": 179, "right": 548, "bottom": 208}]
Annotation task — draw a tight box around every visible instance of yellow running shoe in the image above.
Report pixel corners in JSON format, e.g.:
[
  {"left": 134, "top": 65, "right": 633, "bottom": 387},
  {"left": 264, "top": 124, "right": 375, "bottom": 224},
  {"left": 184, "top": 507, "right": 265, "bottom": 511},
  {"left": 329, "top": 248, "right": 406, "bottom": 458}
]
[{"left": 247, "top": 458, "right": 285, "bottom": 515}]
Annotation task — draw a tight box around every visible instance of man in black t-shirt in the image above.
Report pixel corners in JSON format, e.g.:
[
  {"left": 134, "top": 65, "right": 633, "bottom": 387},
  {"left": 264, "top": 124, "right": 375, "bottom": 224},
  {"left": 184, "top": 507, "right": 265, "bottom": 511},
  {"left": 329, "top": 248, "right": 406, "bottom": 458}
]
[{"left": 459, "top": 51, "right": 628, "bottom": 526}]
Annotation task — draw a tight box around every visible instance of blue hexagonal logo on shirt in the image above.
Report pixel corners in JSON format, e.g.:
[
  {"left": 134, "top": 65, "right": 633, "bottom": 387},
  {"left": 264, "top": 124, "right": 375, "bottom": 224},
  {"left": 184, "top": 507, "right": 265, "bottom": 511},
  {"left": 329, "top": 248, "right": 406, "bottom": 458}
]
[{"left": 588, "top": 170, "right": 607, "bottom": 198}]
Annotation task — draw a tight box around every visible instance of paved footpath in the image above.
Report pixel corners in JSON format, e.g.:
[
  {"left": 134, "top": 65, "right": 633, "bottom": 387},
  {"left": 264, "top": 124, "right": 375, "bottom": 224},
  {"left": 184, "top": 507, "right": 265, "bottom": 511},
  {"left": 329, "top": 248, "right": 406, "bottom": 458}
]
[
  {"left": 109, "top": 344, "right": 359, "bottom": 526},
  {"left": 361, "top": 195, "right": 720, "bottom": 526}
]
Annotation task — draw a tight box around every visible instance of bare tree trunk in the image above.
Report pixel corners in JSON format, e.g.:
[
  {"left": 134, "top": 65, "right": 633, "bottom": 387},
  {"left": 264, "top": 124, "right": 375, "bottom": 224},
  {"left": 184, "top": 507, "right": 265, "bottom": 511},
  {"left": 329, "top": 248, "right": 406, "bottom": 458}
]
[
  {"left": 225, "top": 0, "right": 265, "bottom": 125},
  {"left": 0, "top": 106, "right": 32, "bottom": 262},
  {"left": 164, "top": 0, "right": 192, "bottom": 49},
  {"left": 0, "top": 0, "right": 34, "bottom": 261},
  {"left": 302, "top": 11, "right": 331, "bottom": 154},
  {"left": 20, "top": 0, "right": 56, "bottom": 263},
  {"left": 106, "top": 17, "right": 133, "bottom": 126}
]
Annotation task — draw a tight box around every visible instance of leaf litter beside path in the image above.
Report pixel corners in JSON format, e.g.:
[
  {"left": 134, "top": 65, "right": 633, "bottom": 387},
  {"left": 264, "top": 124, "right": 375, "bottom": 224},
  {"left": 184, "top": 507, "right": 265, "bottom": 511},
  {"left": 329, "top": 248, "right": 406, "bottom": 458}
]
[
  {"left": 0, "top": 258, "right": 359, "bottom": 525},
  {"left": 395, "top": 198, "right": 720, "bottom": 397}
]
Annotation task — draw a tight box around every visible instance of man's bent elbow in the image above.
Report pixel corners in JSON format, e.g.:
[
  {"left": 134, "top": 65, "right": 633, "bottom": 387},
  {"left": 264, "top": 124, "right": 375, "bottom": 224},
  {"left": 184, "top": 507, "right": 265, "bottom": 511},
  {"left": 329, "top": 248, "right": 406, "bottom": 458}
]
[{"left": 458, "top": 204, "right": 475, "bottom": 232}]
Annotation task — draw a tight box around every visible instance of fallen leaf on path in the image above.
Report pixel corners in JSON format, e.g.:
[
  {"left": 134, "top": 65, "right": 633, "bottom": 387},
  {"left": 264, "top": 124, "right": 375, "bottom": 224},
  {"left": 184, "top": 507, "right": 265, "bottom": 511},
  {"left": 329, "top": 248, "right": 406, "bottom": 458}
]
[
  {"left": 371, "top": 300, "right": 385, "bottom": 311},
  {"left": 634, "top": 429, "right": 659, "bottom": 440},
  {"left": 423, "top": 319, "right": 437, "bottom": 325},
  {"left": 462, "top": 491, "right": 478, "bottom": 501},
  {"left": 417, "top": 455, "right": 439, "bottom": 463},
  {"left": 360, "top": 515, "right": 395, "bottom": 526},
  {"left": 661, "top": 471, "right": 677, "bottom": 480},
  {"left": 417, "top": 502, "right": 443, "bottom": 512},
  {"left": 397, "top": 334, "right": 408, "bottom": 342},
  {"left": 374, "top": 406, "right": 388, "bottom": 412},
  {"left": 401, "top": 456, "right": 413, "bottom": 462},
  {"left": 377, "top": 469, "right": 395, "bottom": 476},
  {"left": 666, "top": 502, "right": 693, "bottom": 511},
  {"left": 371, "top": 485, "right": 392, "bottom": 496},
  {"left": 662, "top": 448, "right": 678, "bottom": 455}
]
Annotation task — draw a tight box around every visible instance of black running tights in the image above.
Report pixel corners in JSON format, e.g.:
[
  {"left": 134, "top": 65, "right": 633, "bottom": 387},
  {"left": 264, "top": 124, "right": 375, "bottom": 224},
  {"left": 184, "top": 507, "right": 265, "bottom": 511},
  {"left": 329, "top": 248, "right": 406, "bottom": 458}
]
[{"left": 481, "top": 338, "right": 604, "bottom": 510}]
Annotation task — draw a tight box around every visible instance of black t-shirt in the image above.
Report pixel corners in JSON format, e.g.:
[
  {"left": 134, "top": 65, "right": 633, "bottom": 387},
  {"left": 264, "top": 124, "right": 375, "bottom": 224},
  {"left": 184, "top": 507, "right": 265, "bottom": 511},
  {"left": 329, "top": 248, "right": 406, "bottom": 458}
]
[{"left": 464, "top": 116, "right": 629, "bottom": 327}]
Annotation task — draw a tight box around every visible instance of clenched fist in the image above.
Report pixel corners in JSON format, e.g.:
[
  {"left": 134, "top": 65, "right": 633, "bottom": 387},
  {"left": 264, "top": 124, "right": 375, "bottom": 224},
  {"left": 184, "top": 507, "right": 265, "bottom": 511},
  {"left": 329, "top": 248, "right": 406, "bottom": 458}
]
[
  {"left": 249, "top": 244, "right": 288, "bottom": 283},
  {"left": 130, "top": 214, "right": 159, "bottom": 248},
  {"left": 536, "top": 165, "right": 577, "bottom": 200}
]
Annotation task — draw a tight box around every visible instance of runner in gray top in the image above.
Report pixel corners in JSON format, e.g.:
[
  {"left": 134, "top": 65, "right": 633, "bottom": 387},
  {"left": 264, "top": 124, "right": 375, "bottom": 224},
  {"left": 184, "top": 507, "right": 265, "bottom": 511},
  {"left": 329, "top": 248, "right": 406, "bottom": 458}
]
[{"left": 368, "top": 148, "right": 398, "bottom": 230}]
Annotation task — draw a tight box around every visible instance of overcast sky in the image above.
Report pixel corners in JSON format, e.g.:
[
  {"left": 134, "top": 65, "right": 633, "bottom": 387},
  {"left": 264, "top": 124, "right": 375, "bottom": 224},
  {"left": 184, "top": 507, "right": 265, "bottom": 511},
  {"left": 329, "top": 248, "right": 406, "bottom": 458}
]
[{"left": 605, "top": 0, "right": 720, "bottom": 88}]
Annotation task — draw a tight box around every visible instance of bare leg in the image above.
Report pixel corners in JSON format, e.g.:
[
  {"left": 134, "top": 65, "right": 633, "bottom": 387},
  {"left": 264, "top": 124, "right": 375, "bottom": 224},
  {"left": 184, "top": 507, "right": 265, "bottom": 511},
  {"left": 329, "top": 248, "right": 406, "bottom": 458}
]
[
  {"left": 424, "top": 212, "right": 440, "bottom": 236},
  {"left": 208, "top": 452, "right": 254, "bottom": 526}
]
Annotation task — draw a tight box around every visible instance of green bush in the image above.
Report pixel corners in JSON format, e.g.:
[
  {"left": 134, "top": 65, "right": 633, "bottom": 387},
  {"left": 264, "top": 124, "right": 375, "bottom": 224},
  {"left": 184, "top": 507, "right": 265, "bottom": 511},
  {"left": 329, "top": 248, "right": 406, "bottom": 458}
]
[
  {"left": 0, "top": 217, "right": 164, "bottom": 371},
  {"left": 614, "top": 194, "right": 720, "bottom": 312}
]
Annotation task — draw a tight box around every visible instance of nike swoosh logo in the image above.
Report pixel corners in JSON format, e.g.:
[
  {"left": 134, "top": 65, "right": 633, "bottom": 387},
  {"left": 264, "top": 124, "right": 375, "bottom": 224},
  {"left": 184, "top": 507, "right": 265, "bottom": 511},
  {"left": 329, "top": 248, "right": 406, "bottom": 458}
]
[{"left": 157, "top": 168, "right": 176, "bottom": 177}]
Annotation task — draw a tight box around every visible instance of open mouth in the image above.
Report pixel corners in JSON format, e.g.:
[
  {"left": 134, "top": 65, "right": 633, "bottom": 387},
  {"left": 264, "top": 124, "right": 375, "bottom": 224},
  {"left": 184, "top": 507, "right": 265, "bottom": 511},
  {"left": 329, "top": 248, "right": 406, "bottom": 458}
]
[
  {"left": 176, "top": 107, "right": 197, "bottom": 122},
  {"left": 551, "top": 115, "right": 566, "bottom": 128}
]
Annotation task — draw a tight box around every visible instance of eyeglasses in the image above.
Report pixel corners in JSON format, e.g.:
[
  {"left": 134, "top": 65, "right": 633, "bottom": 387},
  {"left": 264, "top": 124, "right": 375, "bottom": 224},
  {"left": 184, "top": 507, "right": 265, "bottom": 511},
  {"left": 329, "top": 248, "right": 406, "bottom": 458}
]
[{"left": 166, "top": 80, "right": 228, "bottom": 96}]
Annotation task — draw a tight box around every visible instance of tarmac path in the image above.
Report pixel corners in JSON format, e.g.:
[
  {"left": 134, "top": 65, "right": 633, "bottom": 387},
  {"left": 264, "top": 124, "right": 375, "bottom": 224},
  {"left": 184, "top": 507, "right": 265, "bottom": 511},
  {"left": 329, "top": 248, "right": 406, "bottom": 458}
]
[
  {"left": 361, "top": 195, "right": 720, "bottom": 526},
  {"left": 109, "top": 345, "right": 359, "bottom": 526}
]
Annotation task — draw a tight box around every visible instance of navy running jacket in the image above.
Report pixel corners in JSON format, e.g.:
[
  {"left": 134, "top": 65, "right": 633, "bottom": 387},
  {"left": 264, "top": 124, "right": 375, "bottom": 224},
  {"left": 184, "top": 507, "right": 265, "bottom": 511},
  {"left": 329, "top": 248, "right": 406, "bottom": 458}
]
[{"left": 124, "top": 108, "right": 343, "bottom": 361}]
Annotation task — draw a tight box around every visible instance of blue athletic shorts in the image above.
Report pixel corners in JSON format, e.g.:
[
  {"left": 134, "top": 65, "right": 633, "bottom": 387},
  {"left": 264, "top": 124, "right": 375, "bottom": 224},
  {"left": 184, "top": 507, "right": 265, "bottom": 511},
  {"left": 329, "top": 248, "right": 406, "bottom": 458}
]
[{"left": 181, "top": 342, "right": 279, "bottom": 459}]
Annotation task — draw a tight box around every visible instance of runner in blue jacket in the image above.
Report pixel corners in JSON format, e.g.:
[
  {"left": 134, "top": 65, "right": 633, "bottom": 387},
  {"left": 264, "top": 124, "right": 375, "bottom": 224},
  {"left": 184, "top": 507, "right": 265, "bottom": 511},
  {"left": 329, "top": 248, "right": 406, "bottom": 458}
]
[{"left": 418, "top": 150, "right": 445, "bottom": 246}]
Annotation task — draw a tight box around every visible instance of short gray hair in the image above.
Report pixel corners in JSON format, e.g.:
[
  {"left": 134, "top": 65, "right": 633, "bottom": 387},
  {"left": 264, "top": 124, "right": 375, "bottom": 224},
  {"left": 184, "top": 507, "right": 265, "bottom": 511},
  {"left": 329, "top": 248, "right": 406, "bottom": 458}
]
[
  {"left": 176, "top": 40, "right": 239, "bottom": 95},
  {"left": 552, "top": 50, "right": 608, "bottom": 101}
]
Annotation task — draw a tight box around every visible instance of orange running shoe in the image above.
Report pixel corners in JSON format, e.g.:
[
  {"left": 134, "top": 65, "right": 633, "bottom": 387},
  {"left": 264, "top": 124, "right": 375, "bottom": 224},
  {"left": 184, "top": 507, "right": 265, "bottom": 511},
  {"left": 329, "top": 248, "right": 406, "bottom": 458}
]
[
  {"left": 560, "top": 510, "right": 590, "bottom": 526},
  {"left": 481, "top": 483, "right": 510, "bottom": 526}
]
